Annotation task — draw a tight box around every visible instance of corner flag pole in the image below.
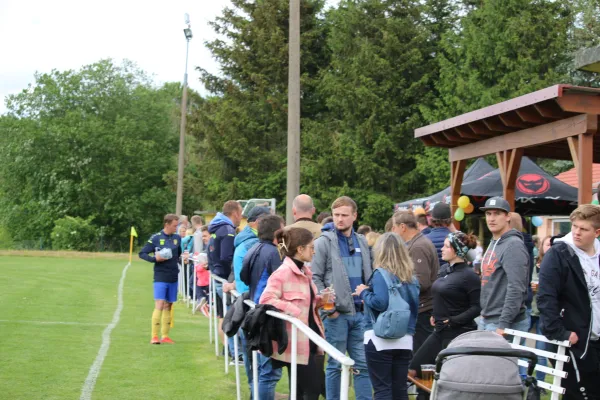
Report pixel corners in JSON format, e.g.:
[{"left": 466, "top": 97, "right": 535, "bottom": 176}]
[{"left": 129, "top": 227, "right": 138, "bottom": 264}]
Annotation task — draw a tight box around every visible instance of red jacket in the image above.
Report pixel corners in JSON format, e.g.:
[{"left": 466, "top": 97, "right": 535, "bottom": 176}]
[{"left": 259, "top": 257, "right": 325, "bottom": 365}]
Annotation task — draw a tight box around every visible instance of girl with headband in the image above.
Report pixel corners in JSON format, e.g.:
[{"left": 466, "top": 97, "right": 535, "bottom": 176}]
[{"left": 409, "top": 231, "right": 481, "bottom": 379}]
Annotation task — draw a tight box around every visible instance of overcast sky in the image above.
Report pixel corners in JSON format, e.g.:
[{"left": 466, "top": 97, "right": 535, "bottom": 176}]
[
  {"left": 0, "top": 0, "right": 239, "bottom": 114},
  {"left": 0, "top": 0, "right": 338, "bottom": 115}
]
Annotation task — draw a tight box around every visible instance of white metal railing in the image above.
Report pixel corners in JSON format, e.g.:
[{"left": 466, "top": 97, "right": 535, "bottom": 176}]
[
  {"left": 177, "top": 259, "right": 199, "bottom": 314},
  {"left": 209, "top": 273, "right": 355, "bottom": 400},
  {"left": 505, "top": 328, "right": 571, "bottom": 400}
]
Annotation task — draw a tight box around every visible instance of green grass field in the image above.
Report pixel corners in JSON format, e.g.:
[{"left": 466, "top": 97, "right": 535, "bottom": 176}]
[
  {"left": 0, "top": 254, "right": 289, "bottom": 400},
  {"left": 1, "top": 254, "right": 553, "bottom": 400}
]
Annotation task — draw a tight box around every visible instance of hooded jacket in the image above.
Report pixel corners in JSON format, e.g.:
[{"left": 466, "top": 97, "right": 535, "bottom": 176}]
[
  {"left": 480, "top": 229, "right": 529, "bottom": 328},
  {"left": 426, "top": 226, "right": 452, "bottom": 267},
  {"left": 312, "top": 230, "right": 373, "bottom": 317},
  {"left": 208, "top": 213, "right": 236, "bottom": 279},
  {"left": 240, "top": 240, "right": 282, "bottom": 303},
  {"left": 538, "top": 233, "right": 600, "bottom": 360},
  {"left": 232, "top": 225, "right": 259, "bottom": 293}
]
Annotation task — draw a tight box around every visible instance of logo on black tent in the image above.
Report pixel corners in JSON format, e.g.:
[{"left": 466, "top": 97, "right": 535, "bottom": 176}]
[{"left": 517, "top": 174, "right": 550, "bottom": 195}]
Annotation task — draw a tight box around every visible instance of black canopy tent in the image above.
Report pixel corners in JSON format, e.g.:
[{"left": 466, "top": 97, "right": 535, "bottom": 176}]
[
  {"left": 394, "top": 158, "right": 494, "bottom": 211},
  {"left": 459, "top": 156, "right": 579, "bottom": 215},
  {"left": 395, "top": 157, "right": 578, "bottom": 216}
]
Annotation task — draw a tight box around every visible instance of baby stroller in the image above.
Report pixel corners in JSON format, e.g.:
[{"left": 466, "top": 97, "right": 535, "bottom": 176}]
[{"left": 429, "top": 330, "right": 538, "bottom": 400}]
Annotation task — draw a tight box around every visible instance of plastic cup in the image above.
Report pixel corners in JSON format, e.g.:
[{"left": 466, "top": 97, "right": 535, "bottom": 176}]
[
  {"left": 320, "top": 288, "right": 335, "bottom": 311},
  {"left": 421, "top": 364, "right": 435, "bottom": 382}
]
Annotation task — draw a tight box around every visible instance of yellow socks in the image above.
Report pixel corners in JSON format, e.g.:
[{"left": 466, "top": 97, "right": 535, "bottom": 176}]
[
  {"left": 151, "top": 309, "right": 162, "bottom": 338},
  {"left": 161, "top": 309, "right": 172, "bottom": 338}
]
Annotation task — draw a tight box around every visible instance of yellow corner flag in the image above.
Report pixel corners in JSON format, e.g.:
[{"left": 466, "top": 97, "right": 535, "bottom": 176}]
[{"left": 129, "top": 226, "right": 138, "bottom": 264}]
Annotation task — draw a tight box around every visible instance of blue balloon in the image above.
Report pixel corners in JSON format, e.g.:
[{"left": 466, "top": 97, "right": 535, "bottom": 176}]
[{"left": 531, "top": 216, "right": 543, "bottom": 227}]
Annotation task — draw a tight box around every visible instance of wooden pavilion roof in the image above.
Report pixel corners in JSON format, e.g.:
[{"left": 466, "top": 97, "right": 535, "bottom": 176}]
[{"left": 415, "top": 84, "right": 600, "bottom": 163}]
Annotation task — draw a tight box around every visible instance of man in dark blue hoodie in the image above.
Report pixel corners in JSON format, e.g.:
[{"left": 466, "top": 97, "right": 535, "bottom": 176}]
[
  {"left": 426, "top": 202, "right": 454, "bottom": 266},
  {"left": 208, "top": 199, "right": 243, "bottom": 351}
]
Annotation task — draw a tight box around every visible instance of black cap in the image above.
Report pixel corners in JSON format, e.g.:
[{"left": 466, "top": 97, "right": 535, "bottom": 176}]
[
  {"left": 480, "top": 197, "right": 511, "bottom": 213},
  {"left": 247, "top": 206, "right": 271, "bottom": 222},
  {"left": 431, "top": 202, "right": 451, "bottom": 220}
]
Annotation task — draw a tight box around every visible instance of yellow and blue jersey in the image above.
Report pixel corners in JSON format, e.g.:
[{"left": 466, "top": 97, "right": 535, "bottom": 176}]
[{"left": 139, "top": 230, "right": 182, "bottom": 283}]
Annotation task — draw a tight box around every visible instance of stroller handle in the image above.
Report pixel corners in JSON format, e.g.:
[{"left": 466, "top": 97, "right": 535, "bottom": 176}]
[{"left": 435, "top": 347, "right": 538, "bottom": 377}]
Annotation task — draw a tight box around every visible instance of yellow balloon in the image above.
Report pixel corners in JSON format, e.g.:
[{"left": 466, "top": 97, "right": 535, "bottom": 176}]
[
  {"left": 413, "top": 207, "right": 426, "bottom": 216},
  {"left": 464, "top": 203, "right": 475, "bottom": 214},
  {"left": 457, "top": 196, "right": 470, "bottom": 209}
]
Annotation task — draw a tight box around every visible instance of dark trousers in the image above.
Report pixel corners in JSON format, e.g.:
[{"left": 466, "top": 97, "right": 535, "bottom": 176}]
[
  {"left": 563, "top": 341, "right": 600, "bottom": 400},
  {"left": 281, "top": 353, "right": 325, "bottom": 400},
  {"left": 196, "top": 285, "right": 209, "bottom": 301},
  {"left": 365, "top": 340, "right": 411, "bottom": 400},
  {"left": 413, "top": 310, "right": 434, "bottom": 354},
  {"left": 409, "top": 325, "right": 474, "bottom": 374}
]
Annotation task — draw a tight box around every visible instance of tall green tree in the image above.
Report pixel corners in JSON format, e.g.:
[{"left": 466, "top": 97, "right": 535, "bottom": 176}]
[
  {"left": 416, "top": 0, "right": 573, "bottom": 191},
  {"left": 0, "top": 60, "right": 179, "bottom": 248},
  {"left": 428, "top": 0, "right": 571, "bottom": 121},
  {"left": 300, "top": 0, "right": 435, "bottom": 227},
  {"left": 191, "top": 0, "right": 329, "bottom": 213}
]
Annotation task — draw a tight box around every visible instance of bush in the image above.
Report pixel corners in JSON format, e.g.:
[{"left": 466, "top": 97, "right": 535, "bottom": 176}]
[
  {"left": 51, "top": 216, "right": 99, "bottom": 251},
  {"left": 0, "top": 225, "right": 14, "bottom": 249}
]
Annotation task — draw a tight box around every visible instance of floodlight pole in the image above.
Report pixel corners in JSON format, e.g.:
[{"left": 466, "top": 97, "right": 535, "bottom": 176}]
[
  {"left": 285, "top": 0, "right": 301, "bottom": 225},
  {"left": 176, "top": 16, "right": 192, "bottom": 216}
]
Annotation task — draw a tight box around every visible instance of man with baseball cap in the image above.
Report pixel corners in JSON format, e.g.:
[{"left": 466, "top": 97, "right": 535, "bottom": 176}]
[
  {"left": 426, "top": 202, "right": 454, "bottom": 266},
  {"left": 223, "top": 206, "right": 272, "bottom": 381},
  {"left": 479, "top": 197, "right": 530, "bottom": 335}
]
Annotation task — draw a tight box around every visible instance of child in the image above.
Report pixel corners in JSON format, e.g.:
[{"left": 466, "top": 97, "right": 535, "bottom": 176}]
[{"left": 194, "top": 253, "right": 210, "bottom": 316}]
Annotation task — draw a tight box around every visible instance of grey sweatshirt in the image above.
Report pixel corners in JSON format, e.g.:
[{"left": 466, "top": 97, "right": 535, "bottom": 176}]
[{"left": 480, "top": 229, "right": 529, "bottom": 328}]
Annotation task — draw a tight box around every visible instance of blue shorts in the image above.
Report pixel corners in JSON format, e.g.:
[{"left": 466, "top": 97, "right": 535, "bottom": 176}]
[{"left": 153, "top": 281, "right": 178, "bottom": 303}]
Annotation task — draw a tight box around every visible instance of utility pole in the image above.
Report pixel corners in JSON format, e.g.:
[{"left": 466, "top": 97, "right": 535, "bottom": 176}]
[
  {"left": 176, "top": 14, "right": 193, "bottom": 216},
  {"left": 286, "top": 0, "right": 301, "bottom": 225}
]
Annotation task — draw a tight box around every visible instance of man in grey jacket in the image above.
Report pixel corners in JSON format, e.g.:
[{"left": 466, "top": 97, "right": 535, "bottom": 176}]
[
  {"left": 312, "top": 196, "right": 373, "bottom": 400},
  {"left": 479, "top": 197, "right": 530, "bottom": 335}
]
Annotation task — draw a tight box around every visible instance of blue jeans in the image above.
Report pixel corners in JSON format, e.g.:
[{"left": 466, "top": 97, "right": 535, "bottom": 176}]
[
  {"left": 324, "top": 312, "right": 372, "bottom": 400},
  {"left": 518, "top": 315, "right": 548, "bottom": 381},
  {"left": 257, "top": 353, "right": 282, "bottom": 400},
  {"left": 239, "top": 331, "right": 254, "bottom": 398},
  {"left": 477, "top": 315, "right": 530, "bottom": 334}
]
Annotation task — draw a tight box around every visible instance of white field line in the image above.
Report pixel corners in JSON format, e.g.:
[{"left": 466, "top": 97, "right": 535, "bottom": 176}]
[
  {"left": 0, "top": 320, "right": 105, "bottom": 326},
  {"left": 80, "top": 262, "right": 130, "bottom": 400}
]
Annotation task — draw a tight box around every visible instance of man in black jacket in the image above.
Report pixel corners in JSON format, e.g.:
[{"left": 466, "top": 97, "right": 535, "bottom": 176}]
[{"left": 538, "top": 204, "right": 600, "bottom": 400}]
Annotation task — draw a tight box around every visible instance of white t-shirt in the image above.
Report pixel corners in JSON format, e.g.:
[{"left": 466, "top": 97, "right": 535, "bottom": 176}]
[{"left": 363, "top": 330, "right": 413, "bottom": 351}]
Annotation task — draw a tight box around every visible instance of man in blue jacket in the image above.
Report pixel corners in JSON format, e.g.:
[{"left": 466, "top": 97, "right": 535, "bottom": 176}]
[
  {"left": 139, "top": 214, "right": 182, "bottom": 345},
  {"left": 208, "top": 200, "right": 243, "bottom": 321},
  {"left": 222, "top": 206, "right": 271, "bottom": 383},
  {"left": 240, "top": 214, "right": 284, "bottom": 400},
  {"left": 426, "top": 202, "right": 453, "bottom": 266}
]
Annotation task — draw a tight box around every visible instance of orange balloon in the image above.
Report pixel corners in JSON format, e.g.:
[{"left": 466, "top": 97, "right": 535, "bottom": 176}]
[
  {"left": 413, "top": 207, "right": 426, "bottom": 216},
  {"left": 464, "top": 203, "right": 475, "bottom": 214}
]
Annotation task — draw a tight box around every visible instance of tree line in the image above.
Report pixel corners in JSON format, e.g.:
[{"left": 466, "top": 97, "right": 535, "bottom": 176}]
[{"left": 1, "top": 0, "right": 599, "bottom": 250}]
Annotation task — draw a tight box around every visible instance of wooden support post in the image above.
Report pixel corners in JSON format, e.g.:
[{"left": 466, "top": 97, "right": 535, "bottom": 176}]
[
  {"left": 496, "top": 149, "right": 524, "bottom": 211},
  {"left": 450, "top": 159, "right": 467, "bottom": 229},
  {"left": 567, "top": 115, "right": 597, "bottom": 205},
  {"left": 578, "top": 133, "right": 594, "bottom": 204}
]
